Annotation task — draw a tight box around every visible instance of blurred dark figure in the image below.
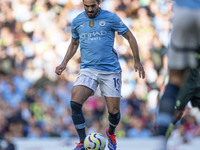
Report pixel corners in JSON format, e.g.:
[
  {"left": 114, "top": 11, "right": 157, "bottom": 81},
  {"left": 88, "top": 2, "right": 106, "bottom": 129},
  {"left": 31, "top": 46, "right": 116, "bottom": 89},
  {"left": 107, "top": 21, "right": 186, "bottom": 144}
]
[{"left": 0, "top": 132, "right": 15, "bottom": 150}]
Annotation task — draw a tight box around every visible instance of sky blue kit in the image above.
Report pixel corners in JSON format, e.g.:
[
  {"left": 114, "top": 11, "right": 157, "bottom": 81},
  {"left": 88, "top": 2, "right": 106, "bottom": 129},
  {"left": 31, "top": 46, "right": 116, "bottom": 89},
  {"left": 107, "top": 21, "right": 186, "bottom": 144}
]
[{"left": 71, "top": 9, "right": 129, "bottom": 72}]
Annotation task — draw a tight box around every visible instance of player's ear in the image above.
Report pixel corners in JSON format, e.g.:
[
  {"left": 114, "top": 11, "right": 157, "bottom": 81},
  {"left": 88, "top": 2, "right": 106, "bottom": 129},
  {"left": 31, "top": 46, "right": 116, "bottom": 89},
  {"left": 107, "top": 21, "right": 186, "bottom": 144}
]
[{"left": 97, "top": 0, "right": 102, "bottom": 5}]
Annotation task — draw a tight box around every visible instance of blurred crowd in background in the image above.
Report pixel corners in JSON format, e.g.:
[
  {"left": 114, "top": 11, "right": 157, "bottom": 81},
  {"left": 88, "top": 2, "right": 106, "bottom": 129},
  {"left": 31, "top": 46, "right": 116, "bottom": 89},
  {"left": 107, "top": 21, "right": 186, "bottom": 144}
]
[{"left": 1, "top": 0, "right": 200, "bottom": 149}]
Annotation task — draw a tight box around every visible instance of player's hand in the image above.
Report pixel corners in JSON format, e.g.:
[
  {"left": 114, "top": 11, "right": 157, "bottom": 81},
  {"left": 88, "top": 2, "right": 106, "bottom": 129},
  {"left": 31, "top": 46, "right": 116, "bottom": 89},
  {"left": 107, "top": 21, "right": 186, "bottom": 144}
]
[
  {"left": 55, "top": 63, "right": 66, "bottom": 75},
  {"left": 134, "top": 62, "right": 145, "bottom": 79}
]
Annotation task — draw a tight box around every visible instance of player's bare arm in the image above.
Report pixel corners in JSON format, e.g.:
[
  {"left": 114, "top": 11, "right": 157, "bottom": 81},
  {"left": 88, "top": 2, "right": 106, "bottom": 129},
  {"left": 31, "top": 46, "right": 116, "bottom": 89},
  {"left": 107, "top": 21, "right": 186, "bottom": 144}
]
[
  {"left": 122, "top": 30, "right": 145, "bottom": 79},
  {"left": 55, "top": 39, "right": 79, "bottom": 75}
]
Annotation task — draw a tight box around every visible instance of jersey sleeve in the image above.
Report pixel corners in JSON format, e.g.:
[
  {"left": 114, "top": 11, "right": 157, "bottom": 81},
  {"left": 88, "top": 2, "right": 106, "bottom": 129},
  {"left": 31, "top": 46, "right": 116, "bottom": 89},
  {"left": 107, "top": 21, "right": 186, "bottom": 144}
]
[
  {"left": 111, "top": 13, "right": 129, "bottom": 35},
  {"left": 71, "top": 19, "right": 79, "bottom": 40}
]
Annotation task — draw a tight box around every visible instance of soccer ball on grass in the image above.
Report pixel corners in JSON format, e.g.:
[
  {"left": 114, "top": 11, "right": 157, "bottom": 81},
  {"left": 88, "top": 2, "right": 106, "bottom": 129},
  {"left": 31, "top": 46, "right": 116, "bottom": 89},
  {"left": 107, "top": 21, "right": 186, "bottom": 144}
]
[{"left": 84, "top": 132, "right": 106, "bottom": 150}]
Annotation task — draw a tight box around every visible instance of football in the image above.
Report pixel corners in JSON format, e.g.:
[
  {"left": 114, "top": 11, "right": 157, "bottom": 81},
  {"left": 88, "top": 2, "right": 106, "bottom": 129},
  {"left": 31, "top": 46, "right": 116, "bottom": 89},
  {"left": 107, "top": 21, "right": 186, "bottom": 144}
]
[{"left": 84, "top": 132, "right": 106, "bottom": 150}]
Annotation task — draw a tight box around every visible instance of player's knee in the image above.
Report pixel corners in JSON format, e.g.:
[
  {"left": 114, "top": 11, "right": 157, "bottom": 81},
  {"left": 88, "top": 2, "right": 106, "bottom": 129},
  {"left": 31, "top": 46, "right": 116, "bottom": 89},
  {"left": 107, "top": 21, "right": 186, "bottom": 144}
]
[
  {"left": 108, "top": 103, "right": 120, "bottom": 114},
  {"left": 108, "top": 111, "right": 121, "bottom": 126}
]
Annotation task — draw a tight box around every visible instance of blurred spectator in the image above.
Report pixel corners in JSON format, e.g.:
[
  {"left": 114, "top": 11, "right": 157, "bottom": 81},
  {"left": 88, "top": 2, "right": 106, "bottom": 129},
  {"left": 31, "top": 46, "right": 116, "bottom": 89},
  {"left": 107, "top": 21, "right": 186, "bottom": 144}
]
[
  {"left": 0, "top": 132, "right": 15, "bottom": 150},
  {"left": 127, "top": 115, "right": 152, "bottom": 138}
]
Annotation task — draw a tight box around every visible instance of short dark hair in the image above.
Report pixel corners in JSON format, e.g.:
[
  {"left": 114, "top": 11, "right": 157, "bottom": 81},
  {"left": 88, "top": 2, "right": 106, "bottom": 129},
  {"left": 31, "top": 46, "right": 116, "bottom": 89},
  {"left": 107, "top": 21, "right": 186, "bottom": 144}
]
[{"left": 83, "top": 0, "right": 101, "bottom": 4}]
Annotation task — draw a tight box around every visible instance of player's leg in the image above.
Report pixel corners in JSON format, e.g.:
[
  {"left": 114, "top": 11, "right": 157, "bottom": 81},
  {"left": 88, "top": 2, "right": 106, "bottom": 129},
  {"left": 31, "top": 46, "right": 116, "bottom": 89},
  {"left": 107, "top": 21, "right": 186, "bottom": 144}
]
[
  {"left": 157, "top": 69, "right": 187, "bottom": 136},
  {"left": 71, "top": 85, "right": 93, "bottom": 142},
  {"left": 174, "top": 69, "right": 199, "bottom": 122},
  {"left": 104, "top": 97, "right": 120, "bottom": 150},
  {"left": 71, "top": 70, "right": 98, "bottom": 150},
  {"left": 99, "top": 72, "right": 121, "bottom": 135},
  {"left": 166, "top": 84, "right": 200, "bottom": 140},
  {"left": 165, "top": 68, "right": 200, "bottom": 139},
  {"left": 98, "top": 71, "right": 121, "bottom": 150},
  {"left": 105, "top": 97, "right": 121, "bottom": 135}
]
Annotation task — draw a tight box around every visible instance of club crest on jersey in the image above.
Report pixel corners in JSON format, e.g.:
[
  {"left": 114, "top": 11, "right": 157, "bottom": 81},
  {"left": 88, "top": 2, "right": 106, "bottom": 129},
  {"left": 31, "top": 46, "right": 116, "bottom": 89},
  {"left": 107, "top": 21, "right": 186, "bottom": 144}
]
[
  {"left": 99, "top": 21, "right": 105, "bottom": 26},
  {"left": 89, "top": 21, "right": 95, "bottom": 28}
]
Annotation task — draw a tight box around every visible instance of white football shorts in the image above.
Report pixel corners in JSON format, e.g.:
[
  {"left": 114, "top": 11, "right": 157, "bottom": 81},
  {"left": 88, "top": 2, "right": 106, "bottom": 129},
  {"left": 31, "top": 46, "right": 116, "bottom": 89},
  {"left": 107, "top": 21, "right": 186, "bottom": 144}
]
[{"left": 74, "top": 68, "right": 122, "bottom": 97}]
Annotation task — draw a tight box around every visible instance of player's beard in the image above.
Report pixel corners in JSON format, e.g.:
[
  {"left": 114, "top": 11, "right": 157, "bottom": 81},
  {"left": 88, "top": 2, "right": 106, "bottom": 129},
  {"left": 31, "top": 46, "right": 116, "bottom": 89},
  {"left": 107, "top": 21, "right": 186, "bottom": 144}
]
[{"left": 87, "top": 8, "right": 100, "bottom": 18}]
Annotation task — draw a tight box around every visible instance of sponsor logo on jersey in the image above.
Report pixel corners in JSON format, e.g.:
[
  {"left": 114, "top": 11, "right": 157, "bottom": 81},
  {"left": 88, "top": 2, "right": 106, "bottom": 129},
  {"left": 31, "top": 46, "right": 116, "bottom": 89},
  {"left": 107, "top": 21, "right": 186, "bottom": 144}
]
[
  {"left": 89, "top": 21, "right": 95, "bottom": 28},
  {"left": 80, "top": 31, "right": 107, "bottom": 38},
  {"left": 79, "top": 31, "right": 107, "bottom": 40},
  {"left": 99, "top": 21, "right": 106, "bottom": 26}
]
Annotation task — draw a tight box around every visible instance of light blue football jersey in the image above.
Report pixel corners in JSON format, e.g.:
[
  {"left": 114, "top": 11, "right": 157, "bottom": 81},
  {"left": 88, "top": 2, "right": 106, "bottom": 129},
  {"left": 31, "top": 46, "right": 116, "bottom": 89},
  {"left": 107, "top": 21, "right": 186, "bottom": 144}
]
[
  {"left": 71, "top": 9, "right": 129, "bottom": 72},
  {"left": 174, "top": 0, "right": 200, "bottom": 9}
]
